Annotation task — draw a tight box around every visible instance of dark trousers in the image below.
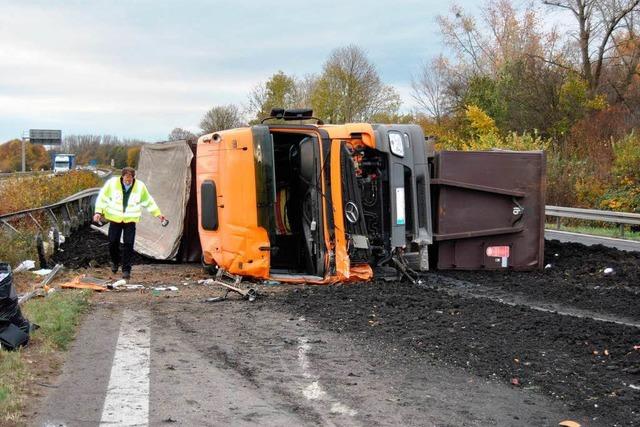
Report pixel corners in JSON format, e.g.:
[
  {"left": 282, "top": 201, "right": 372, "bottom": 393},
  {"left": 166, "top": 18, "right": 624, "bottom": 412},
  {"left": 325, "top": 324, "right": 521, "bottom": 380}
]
[{"left": 108, "top": 222, "right": 136, "bottom": 272}]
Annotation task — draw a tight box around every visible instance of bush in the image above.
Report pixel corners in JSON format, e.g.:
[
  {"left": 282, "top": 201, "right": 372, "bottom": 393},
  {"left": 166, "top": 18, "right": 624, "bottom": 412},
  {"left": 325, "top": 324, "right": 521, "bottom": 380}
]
[
  {"left": 0, "top": 171, "right": 101, "bottom": 215},
  {"left": 599, "top": 133, "right": 640, "bottom": 212}
]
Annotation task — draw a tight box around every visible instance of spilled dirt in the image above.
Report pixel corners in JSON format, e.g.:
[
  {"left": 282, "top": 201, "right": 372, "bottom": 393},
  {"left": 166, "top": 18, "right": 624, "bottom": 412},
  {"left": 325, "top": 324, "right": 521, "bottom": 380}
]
[{"left": 36, "top": 227, "right": 640, "bottom": 425}]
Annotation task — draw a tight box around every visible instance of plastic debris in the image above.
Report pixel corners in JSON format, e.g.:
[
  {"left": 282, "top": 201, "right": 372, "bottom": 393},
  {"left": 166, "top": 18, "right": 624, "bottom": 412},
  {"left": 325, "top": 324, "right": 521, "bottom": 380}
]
[
  {"left": 32, "top": 269, "right": 53, "bottom": 276},
  {"left": 603, "top": 267, "right": 614, "bottom": 275},
  {"left": 629, "top": 384, "right": 640, "bottom": 391},
  {"left": 559, "top": 421, "right": 581, "bottom": 427},
  {"left": 544, "top": 264, "right": 552, "bottom": 269},
  {"left": 152, "top": 286, "right": 179, "bottom": 291},
  {"left": 111, "top": 279, "right": 127, "bottom": 289},
  {"left": 262, "top": 280, "right": 281, "bottom": 286},
  {"left": 14, "top": 260, "right": 36, "bottom": 273}
]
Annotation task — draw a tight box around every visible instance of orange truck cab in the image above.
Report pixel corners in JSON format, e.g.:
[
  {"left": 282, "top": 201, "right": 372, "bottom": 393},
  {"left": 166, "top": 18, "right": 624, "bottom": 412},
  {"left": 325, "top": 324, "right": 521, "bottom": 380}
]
[{"left": 196, "top": 109, "right": 434, "bottom": 284}]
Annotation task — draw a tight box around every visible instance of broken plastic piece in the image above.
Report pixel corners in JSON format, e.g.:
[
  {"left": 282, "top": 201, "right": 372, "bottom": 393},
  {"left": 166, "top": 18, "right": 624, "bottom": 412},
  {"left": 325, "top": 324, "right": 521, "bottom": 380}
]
[
  {"left": 558, "top": 421, "right": 581, "bottom": 427},
  {"left": 14, "top": 260, "right": 36, "bottom": 273},
  {"left": 603, "top": 267, "right": 614, "bottom": 275},
  {"left": 32, "top": 269, "right": 53, "bottom": 276},
  {"left": 110, "top": 279, "right": 127, "bottom": 289}
]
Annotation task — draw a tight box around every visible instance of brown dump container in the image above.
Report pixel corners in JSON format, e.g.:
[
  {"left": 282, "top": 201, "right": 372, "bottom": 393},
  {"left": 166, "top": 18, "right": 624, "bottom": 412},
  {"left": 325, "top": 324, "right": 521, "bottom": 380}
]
[{"left": 431, "top": 150, "right": 545, "bottom": 270}]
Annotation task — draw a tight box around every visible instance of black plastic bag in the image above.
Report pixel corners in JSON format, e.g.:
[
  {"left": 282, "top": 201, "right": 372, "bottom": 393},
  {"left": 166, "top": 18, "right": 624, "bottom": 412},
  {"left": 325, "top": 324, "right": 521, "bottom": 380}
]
[{"left": 0, "top": 263, "right": 31, "bottom": 350}]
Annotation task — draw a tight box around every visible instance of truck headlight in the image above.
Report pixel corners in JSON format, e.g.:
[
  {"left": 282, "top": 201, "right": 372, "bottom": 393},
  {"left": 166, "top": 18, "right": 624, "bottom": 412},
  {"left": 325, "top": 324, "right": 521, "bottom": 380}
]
[{"left": 389, "top": 132, "right": 404, "bottom": 157}]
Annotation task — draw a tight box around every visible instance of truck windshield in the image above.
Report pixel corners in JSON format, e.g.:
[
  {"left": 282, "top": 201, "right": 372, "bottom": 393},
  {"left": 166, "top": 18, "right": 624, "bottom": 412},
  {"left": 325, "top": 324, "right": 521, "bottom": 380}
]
[{"left": 55, "top": 162, "right": 69, "bottom": 169}]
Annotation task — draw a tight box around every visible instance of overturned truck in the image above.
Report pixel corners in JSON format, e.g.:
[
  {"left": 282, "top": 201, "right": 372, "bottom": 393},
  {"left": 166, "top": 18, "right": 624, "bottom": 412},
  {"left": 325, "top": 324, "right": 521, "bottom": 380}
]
[{"left": 191, "top": 109, "right": 545, "bottom": 284}]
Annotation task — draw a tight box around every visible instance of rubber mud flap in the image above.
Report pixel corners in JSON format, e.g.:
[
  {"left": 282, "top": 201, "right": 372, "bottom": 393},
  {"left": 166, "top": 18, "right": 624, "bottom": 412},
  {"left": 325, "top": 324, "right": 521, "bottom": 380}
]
[{"left": 201, "top": 180, "right": 218, "bottom": 230}]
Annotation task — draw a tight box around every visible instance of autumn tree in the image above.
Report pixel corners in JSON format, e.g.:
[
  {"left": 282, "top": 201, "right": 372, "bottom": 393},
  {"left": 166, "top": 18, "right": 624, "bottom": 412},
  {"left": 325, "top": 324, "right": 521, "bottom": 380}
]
[
  {"left": 200, "top": 104, "right": 244, "bottom": 134},
  {"left": 436, "top": 1, "right": 570, "bottom": 134},
  {"left": 543, "top": 0, "right": 640, "bottom": 94},
  {"left": 248, "top": 71, "right": 313, "bottom": 121},
  {"left": 0, "top": 140, "right": 50, "bottom": 172},
  {"left": 311, "top": 45, "right": 401, "bottom": 123},
  {"left": 127, "top": 146, "right": 141, "bottom": 168}
]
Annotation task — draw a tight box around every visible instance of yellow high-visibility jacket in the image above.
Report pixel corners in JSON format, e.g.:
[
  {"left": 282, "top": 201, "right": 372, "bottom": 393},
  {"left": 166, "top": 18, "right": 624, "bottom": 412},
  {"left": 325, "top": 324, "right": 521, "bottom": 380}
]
[{"left": 94, "top": 177, "right": 161, "bottom": 223}]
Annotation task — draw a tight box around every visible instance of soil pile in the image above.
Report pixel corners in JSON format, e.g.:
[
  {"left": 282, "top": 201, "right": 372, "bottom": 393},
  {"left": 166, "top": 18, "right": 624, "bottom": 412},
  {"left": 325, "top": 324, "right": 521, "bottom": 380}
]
[
  {"left": 273, "top": 241, "right": 640, "bottom": 426},
  {"left": 441, "top": 240, "right": 640, "bottom": 320},
  {"left": 51, "top": 226, "right": 160, "bottom": 269}
]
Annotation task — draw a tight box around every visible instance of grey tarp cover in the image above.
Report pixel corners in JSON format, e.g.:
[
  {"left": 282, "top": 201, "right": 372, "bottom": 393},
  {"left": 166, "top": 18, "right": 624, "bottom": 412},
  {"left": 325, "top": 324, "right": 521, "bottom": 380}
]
[{"left": 97, "top": 141, "right": 194, "bottom": 260}]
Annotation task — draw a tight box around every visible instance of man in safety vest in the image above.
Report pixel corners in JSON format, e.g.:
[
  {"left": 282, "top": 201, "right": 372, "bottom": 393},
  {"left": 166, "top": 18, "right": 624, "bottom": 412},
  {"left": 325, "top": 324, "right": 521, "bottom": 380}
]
[{"left": 93, "top": 167, "right": 167, "bottom": 279}]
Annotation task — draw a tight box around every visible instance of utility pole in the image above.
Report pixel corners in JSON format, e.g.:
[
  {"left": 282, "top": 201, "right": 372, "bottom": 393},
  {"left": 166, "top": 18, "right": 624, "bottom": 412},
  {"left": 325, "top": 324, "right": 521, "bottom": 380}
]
[{"left": 21, "top": 135, "right": 26, "bottom": 172}]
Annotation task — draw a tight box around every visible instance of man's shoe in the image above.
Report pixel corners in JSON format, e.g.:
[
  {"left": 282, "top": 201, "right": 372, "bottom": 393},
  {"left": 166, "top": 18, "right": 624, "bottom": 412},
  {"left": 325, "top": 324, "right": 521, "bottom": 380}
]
[
  {"left": 122, "top": 271, "right": 131, "bottom": 280},
  {"left": 111, "top": 263, "right": 119, "bottom": 274}
]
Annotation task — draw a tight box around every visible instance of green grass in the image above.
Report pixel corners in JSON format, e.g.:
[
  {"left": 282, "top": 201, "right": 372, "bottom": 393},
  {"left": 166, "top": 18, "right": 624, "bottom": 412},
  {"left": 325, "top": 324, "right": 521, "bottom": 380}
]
[
  {"left": 23, "top": 290, "right": 91, "bottom": 350},
  {"left": 0, "top": 351, "right": 29, "bottom": 423},
  {"left": 0, "top": 290, "right": 91, "bottom": 423},
  {"left": 0, "top": 231, "right": 38, "bottom": 268},
  {"left": 546, "top": 223, "right": 640, "bottom": 241}
]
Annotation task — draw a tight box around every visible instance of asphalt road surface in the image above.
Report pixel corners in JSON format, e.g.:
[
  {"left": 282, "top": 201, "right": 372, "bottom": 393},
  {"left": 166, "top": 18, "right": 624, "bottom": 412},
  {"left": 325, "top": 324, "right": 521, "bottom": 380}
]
[{"left": 33, "top": 297, "right": 574, "bottom": 427}]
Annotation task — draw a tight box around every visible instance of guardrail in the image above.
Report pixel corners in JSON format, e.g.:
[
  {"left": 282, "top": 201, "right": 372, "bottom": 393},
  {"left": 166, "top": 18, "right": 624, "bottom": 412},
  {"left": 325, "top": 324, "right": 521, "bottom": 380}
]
[
  {"left": 0, "top": 188, "right": 100, "bottom": 238},
  {"left": 545, "top": 205, "right": 640, "bottom": 237}
]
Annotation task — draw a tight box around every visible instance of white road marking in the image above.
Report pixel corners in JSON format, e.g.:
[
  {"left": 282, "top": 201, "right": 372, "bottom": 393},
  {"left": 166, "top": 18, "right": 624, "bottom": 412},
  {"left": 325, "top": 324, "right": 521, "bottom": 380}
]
[
  {"left": 297, "top": 337, "right": 358, "bottom": 417},
  {"left": 100, "top": 310, "right": 151, "bottom": 426}
]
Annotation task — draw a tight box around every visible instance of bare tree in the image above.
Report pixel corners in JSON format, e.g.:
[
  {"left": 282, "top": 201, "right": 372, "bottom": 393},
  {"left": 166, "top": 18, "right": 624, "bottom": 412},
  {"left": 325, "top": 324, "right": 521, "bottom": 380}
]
[
  {"left": 438, "top": 1, "right": 561, "bottom": 77},
  {"left": 168, "top": 127, "right": 197, "bottom": 141},
  {"left": 411, "top": 55, "right": 452, "bottom": 123},
  {"left": 199, "top": 104, "right": 244, "bottom": 134},
  {"left": 311, "top": 45, "right": 401, "bottom": 123},
  {"left": 543, "top": 0, "right": 640, "bottom": 93}
]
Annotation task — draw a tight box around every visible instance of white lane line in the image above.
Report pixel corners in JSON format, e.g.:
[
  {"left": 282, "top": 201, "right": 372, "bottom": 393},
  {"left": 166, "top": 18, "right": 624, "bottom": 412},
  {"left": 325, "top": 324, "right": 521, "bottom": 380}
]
[
  {"left": 100, "top": 310, "right": 151, "bottom": 426},
  {"left": 297, "top": 337, "right": 358, "bottom": 417}
]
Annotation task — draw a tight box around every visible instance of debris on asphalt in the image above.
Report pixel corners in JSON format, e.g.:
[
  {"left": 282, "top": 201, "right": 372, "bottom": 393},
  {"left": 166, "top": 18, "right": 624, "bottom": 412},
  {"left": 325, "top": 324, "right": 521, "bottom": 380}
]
[
  {"left": 153, "top": 286, "right": 179, "bottom": 291},
  {"left": 558, "top": 421, "right": 581, "bottom": 427},
  {"left": 61, "top": 277, "right": 107, "bottom": 292},
  {"left": 110, "top": 279, "right": 127, "bottom": 289},
  {"left": 603, "top": 267, "right": 614, "bottom": 275}
]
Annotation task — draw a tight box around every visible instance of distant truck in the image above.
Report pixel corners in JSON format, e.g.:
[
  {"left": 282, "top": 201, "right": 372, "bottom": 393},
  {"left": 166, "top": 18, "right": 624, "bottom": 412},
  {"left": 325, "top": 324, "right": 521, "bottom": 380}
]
[{"left": 52, "top": 154, "right": 76, "bottom": 173}]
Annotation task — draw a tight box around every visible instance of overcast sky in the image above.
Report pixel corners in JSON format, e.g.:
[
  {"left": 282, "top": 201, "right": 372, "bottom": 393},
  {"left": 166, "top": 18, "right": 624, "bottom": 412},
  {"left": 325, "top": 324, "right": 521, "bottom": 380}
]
[{"left": 0, "top": 0, "right": 565, "bottom": 143}]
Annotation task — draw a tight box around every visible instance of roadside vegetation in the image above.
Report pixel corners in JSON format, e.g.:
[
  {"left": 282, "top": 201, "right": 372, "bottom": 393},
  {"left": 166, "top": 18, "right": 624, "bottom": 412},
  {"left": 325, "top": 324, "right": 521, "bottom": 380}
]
[
  {"left": 0, "top": 290, "right": 90, "bottom": 424},
  {"left": 547, "top": 222, "right": 640, "bottom": 241},
  {"left": 1, "top": 0, "right": 639, "bottom": 215},
  {"left": 0, "top": 170, "right": 101, "bottom": 266},
  {"left": 0, "top": 171, "right": 101, "bottom": 216}
]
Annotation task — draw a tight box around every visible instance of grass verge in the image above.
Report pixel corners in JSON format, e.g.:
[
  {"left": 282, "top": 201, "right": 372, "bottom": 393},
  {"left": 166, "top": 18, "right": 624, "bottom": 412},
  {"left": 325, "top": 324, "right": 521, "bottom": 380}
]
[
  {"left": 0, "top": 290, "right": 90, "bottom": 423},
  {"left": 546, "top": 223, "right": 640, "bottom": 241}
]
